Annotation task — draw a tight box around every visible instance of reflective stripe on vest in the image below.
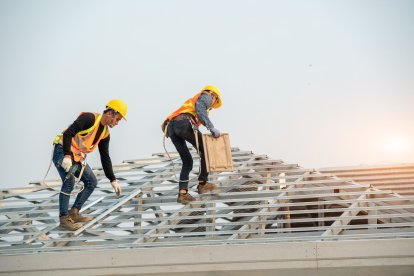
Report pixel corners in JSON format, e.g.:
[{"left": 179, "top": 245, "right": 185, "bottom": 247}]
[
  {"left": 166, "top": 92, "right": 216, "bottom": 126},
  {"left": 53, "top": 113, "right": 109, "bottom": 162}
]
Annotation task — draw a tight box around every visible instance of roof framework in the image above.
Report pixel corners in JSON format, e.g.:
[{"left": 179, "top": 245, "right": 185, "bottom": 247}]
[
  {"left": 1, "top": 148, "right": 414, "bottom": 256},
  {"left": 320, "top": 163, "right": 414, "bottom": 196}
]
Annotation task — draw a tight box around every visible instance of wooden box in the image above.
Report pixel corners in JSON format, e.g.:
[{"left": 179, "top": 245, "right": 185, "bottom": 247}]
[{"left": 202, "top": 133, "right": 233, "bottom": 172}]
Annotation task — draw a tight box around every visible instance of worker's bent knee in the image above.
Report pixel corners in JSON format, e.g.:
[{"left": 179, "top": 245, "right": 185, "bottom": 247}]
[
  {"left": 62, "top": 179, "right": 75, "bottom": 193},
  {"left": 84, "top": 175, "right": 97, "bottom": 190},
  {"left": 182, "top": 162, "right": 193, "bottom": 171}
]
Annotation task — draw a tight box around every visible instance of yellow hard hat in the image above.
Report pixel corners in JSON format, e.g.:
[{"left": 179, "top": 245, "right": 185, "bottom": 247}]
[
  {"left": 202, "top": 85, "right": 222, "bottom": 108},
  {"left": 106, "top": 99, "right": 128, "bottom": 121}
]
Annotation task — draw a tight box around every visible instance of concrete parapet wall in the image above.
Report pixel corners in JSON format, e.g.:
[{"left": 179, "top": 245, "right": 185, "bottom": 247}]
[{"left": 1, "top": 238, "right": 414, "bottom": 275}]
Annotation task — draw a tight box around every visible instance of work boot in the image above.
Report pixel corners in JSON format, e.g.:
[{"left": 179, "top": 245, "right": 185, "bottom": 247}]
[
  {"left": 59, "top": 215, "right": 82, "bottom": 231},
  {"left": 177, "top": 192, "right": 196, "bottom": 204},
  {"left": 197, "top": 181, "right": 219, "bottom": 194},
  {"left": 69, "top": 208, "right": 92, "bottom": 223}
]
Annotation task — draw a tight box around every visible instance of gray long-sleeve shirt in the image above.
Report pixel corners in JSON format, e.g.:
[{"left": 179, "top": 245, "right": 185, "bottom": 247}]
[{"left": 195, "top": 93, "right": 214, "bottom": 130}]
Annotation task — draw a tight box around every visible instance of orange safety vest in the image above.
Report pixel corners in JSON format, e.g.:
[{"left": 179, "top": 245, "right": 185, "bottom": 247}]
[
  {"left": 54, "top": 113, "right": 110, "bottom": 162},
  {"left": 166, "top": 92, "right": 217, "bottom": 126}
]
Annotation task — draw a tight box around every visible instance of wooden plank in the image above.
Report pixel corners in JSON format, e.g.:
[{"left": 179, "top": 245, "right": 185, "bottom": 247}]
[{"left": 202, "top": 133, "right": 233, "bottom": 172}]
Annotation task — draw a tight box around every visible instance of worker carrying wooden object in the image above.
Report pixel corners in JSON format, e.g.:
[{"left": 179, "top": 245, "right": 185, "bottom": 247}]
[
  {"left": 162, "top": 85, "right": 225, "bottom": 204},
  {"left": 202, "top": 133, "right": 233, "bottom": 173}
]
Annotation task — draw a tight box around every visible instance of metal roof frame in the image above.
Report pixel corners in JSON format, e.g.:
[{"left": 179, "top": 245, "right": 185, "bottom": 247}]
[{"left": 1, "top": 148, "right": 414, "bottom": 256}]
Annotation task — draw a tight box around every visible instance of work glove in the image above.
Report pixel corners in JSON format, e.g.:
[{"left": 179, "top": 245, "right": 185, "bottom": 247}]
[
  {"left": 210, "top": 127, "right": 221, "bottom": 138},
  {"left": 61, "top": 156, "right": 72, "bottom": 172},
  {"left": 111, "top": 180, "right": 122, "bottom": 196}
]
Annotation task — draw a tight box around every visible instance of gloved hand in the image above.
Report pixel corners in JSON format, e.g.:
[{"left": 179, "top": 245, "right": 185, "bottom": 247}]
[
  {"left": 61, "top": 156, "right": 72, "bottom": 172},
  {"left": 111, "top": 180, "right": 122, "bottom": 196},
  {"left": 210, "top": 127, "right": 221, "bottom": 138}
]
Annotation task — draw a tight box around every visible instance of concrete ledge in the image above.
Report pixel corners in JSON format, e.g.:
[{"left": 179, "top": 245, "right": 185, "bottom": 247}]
[{"left": 1, "top": 239, "right": 414, "bottom": 275}]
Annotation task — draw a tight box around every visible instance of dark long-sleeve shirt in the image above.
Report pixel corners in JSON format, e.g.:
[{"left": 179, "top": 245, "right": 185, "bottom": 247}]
[
  {"left": 195, "top": 93, "right": 214, "bottom": 130},
  {"left": 62, "top": 113, "right": 116, "bottom": 182}
]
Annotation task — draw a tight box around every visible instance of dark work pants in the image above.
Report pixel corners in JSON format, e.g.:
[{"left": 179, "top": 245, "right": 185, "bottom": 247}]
[
  {"left": 53, "top": 144, "right": 98, "bottom": 217},
  {"left": 167, "top": 119, "right": 208, "bottom": 190}
]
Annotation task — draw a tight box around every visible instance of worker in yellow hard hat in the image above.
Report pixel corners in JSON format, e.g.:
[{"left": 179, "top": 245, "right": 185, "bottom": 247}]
[
  {"left": 52, "top": 99, "right": 127, "bottom": 230},
  {"left": 163, "top": 85, "right": 222, "bottom": 204}
]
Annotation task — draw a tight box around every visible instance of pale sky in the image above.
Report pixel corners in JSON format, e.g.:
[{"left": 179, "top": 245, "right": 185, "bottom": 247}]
[{"left": 1, "top": 0, "right": 413, "bottom": 188}]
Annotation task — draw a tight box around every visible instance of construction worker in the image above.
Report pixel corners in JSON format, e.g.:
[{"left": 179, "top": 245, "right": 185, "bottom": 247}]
[
  {"left": 52, "top": 99, "right": 127, "bottom": 230},
  {"left": 163, "top": 85, "right": 222, "bottom": 204}
]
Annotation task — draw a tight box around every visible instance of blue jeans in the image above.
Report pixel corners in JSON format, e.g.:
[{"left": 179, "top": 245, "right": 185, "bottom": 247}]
[
  {"left": 53, "top": 144, "right": 97, "bottom": 217},
  {"left": 168, "top": 119, "right": 208, "bottom": 190}
]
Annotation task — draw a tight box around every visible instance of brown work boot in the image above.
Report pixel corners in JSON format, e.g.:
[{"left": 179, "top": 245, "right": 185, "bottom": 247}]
[
  {"left": 69, "top": 208, "right": 92, "bottom": 223},
  {"left": 177, "top": 192, "right": 196, "bottom": 204},
  {"left": 59, "top": 215, "right": 82, "bottom": 231},
  {"left": 197, "top": 181, "right": 219, "bottom": 194}
]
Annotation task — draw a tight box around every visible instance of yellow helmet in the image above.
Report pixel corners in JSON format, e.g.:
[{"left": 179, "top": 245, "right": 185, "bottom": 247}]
[
  {"left": 106, "top": 99, "right": 128, "bottom": 121},
  {"left": 202, "top": 85, "right": 222, "bottom": 108}
]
